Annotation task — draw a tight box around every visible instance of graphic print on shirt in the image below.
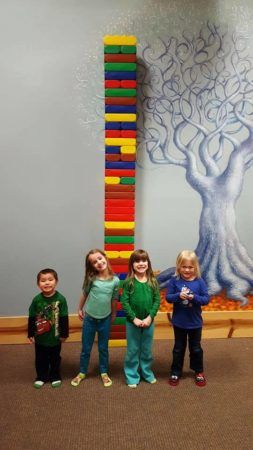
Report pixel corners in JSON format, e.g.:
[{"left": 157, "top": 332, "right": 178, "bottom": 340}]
[
  {"left": 181, "top": 286, "right": 193, "bottom": 307},
  {"left": 35, "top": 301, "right": 60, "bottom": 336}
]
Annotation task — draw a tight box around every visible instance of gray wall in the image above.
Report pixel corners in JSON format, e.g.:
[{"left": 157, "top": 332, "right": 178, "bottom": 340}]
[{"left": 0, "top": 0, "right": 252, "bottom": 315}]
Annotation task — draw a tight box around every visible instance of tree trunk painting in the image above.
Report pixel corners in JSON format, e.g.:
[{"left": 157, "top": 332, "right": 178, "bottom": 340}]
[{"left": 137, "top": 24, "right": 253, "bottom": 305}]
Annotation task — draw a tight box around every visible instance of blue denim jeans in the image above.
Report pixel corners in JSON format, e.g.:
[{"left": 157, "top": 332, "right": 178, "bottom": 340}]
[
  {"left": 124, "top": 321, "right": 155, "bottom": 385},
  {"left": 80, "top": 313, "right": 111, "bottom": 374}
]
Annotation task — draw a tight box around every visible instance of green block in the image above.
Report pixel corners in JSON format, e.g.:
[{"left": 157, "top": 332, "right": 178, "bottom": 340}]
[
  {"left": 104, "top": 45, "right": 120, "bottom": 54},
  {"left": 104, "top": 236, "right": 135, "bottom": 244},
  {"left": 120, "top": 177, "right": 135, "bottom": 185},
  {"left": 121, "top": 45, "right": 136, "bottom": 54},
  {"left": 105, "top": 62, "right": 136, "bottom": 71},
  {"left": 105, "top": 88, "right": 136, "bottom": 97},
  {"left": 114, "top": 317, "right": 126, "bottom": 325}
]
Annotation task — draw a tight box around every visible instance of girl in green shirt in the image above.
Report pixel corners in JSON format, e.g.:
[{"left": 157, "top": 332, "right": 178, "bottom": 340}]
[{"left": 121, "top": 249, "right": 160, "bottom": 387}]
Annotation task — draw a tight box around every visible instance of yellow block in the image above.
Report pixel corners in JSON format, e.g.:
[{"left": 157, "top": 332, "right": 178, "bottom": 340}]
[
  {"left": 103, "top": 35, "right": 137, "bottom": 45},
  {"left": 105, "top": 113, "right": 136, "bottom": 122},
  {"left": 105, "top": 177, "right": 120, "bottom": 185},
  {"left": 105, "top": 138, "right": 136, "bottom": 146},
  {"left": 119, "top": 251, "right": 133, "bottom": 259},
  {"left": 109, "top": 339, "right": 127, "bottom": 347},
  {"left": 105, "top": 251, "right": 120, "bottom": 259},
  {"left": 121, "top": 146, "right": 136, "bottom": 154},
  {"left": 105, "top": 221, "right": 135, "bottom": 229}
]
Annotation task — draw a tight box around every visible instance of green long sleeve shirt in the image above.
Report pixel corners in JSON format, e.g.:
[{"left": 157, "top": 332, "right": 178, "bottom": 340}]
[{"left": 121, "top": 277, "right": 161, "bottom": 322}]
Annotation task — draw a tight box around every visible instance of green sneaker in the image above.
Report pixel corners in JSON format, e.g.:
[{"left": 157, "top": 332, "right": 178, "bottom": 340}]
[
  {"left": 34, "top": 380, "right": 44, "bottom": 389},
  {"left": 51, "top": 380, "right": 62, "bottom": 388}
]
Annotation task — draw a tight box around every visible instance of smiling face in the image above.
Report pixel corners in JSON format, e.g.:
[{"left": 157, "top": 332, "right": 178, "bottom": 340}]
[
  {"left": 88, "top": 252, "right": 108, "bottom": 275},
  {"left": 179, "top": 259, "right": 196, "bottom": 281},
  {"left": 133, "top": 259, "right": 149, "bottom": 276},
  {"left": 38, "top": 273, "right": 57, "bottom": 297}
]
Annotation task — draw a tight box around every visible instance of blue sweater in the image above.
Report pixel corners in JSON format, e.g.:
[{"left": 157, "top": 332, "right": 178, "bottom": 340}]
[{"left": 166, "top": 276, "right": 209, "bottom": 329}]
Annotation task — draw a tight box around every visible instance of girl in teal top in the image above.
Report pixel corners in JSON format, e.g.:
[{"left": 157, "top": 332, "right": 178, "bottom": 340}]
[
  {"left": 71, "top": 249, "right": 119, "bottom": 388},
  {"left": 121, "top": 249, "right": 160, "bottom": 388}
]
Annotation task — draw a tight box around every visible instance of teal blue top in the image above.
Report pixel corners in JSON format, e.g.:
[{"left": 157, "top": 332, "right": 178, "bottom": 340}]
[{"left": 84, "top": 276, "right": 120, "bottom": 319}]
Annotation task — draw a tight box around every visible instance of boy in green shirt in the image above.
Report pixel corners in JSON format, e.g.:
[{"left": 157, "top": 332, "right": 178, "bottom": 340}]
[{"left": 28, "top": 268, "right": 69, "bottom": 389}]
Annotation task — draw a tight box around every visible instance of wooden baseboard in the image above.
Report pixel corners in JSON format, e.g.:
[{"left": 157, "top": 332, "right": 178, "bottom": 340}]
[{"left": 0, "top": 311, "right": 253, "bottom": 344}]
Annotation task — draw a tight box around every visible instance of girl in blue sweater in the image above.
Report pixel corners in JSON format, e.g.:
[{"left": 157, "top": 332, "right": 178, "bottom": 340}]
[{"left": 166, "top": 250, "right": 209, "bottom": 387}]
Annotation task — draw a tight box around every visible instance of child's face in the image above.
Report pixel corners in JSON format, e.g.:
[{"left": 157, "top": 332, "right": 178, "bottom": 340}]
[
  {"left": 133, "top": 258, "right": 148, "bottom": 276},
  {"left": 38, "top": 273, "right": 57, "bottom": 297},
  {"left": 89, "top": 252, "right": 108, "bottom": 274},
  {"left": 179, "top": 259, "right": 196, "bottom": 281}
]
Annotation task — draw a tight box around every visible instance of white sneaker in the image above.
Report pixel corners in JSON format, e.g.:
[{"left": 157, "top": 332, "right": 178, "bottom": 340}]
[
  {"left": 34, "top": 380, "right": 44, "bottom": 389},
  {"left": 128, "top": 384, "right": 137, "bottom": 388}
]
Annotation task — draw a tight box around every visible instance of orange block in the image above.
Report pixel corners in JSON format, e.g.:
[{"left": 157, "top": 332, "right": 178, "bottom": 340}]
[
  {"left": 120, "top": 154, "right": 136, "bottom": 162},
  {"left": 105, "top": 184, "right": 135, "bottom": 192},
  {"left": 105, "top": 229, "right": 134, "bottom": 236},
  {"left": 105, "top": 192, "right": 135, "bottom": 199},
  {"left": 105, "top": 154, "right": 121, "bottom": 162}
]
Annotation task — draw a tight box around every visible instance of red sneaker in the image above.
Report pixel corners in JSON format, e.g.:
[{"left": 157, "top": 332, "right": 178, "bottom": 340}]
[
  {"left": 195, "top": 372, "right": 206, "bottom": 387},
  {"left": 169, "top": 375, "right": 179, "bottom": 386}
]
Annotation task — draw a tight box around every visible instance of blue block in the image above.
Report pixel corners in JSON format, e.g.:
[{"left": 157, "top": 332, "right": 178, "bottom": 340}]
[
  {"left": 117, "top": 273, "right": 127, "bottom": 280},
  {"left": 105, "top": 122, "right": 121, "bottom": 130},
  {"left": 105, "top": 162, "right": 136, "bottom": 169},
  {"left": 116, "top": 310, "right": 126, "bottom": 317},
  {"left": 105, "top": 71, "right": 136, "bottom": 80},
  {"left": 105, "top": 105, "right": 136, "bottom": 114},
  {"left": 105, "top": 146, "right": 121, "bottom": 154},
  {"left": 121, "top": 122, "right": 136, "bottom": 130}
]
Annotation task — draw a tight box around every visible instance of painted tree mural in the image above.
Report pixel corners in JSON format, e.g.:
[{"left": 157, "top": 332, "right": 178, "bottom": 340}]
[{"left": 137, "top": 23, "right": 253, "bottom": 305}]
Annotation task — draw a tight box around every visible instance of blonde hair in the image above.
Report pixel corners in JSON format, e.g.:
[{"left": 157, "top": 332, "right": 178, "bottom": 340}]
[
  {"left": 83, "top": 248, "right": 114, "bottom": 290},
  {"left": 127, "top": 249, "right": 158, "bottom": 290},
  {"left": 175, "top": 250, "right": 201, "bottom": 278}
]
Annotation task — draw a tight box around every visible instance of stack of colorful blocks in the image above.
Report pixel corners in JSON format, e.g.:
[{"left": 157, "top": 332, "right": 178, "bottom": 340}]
[{"left": 103, "top": 35, "right": 137, "bottom": 346}]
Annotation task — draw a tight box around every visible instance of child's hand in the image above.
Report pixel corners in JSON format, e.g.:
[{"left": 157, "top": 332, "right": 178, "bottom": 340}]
[
  {"left": 133, "top": 317, "right": 143, "bottom": 327},
  {"left": 142, "top": 315, "right": 152, "bottom": 328},
  {"left": 188, "top": 294, "right": 194, "bottom": 301},
  {"left": 28, "top": 337, "right": 34, "bottom": 344},
  {"left": 179, "top": 292, "right": 188, "bottom": 300},
  {"left": 78, "top": 309, "right": 85, "bottom": 321}
]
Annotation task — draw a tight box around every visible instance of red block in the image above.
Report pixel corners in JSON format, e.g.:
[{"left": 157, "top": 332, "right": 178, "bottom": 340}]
[
  {"left": 120, "top": 80, "right": 137, "bottom": 88},
  {"left": 105, "top": 214, "right": 134, "bottom": 221},
  {"left": 105, "top": 169, "right": 135, "bottom": 177},
  {"left": 105, "top": 130, "right": 121, "bottom": 138},
  {"left": 105, "top": 97, "right": 136, "bottom": 105},
  {"left": 109, "top": 332, "right": 126, "bottom": 339},
  {"left": 105, "top": 244, "right": 134, "bottom": 251},
  {"left": 111, "top": 325, "right": 126, "bottom": 332},
  {"left": 105, "top": 207, "right": 135, "bottom": 214},
  {"left": 105, "top": 199, "right": 134, "bottom": 207},
  {"left": 116, "top": 303, "right": 123, "bottom": 311},
  {"left": 110, "top": 264, "right": 129, "bottom": 272},
  {"left": 104, "top": 80, "right": 121, "bottom": 88},
  {"left": 120, "top": 130, "right": 136, "bottom": 138}
]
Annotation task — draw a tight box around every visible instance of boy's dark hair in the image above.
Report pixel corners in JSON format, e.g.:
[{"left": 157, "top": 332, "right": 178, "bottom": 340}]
[{"left": 37, "top": 268, "right": 58, "bottom": 284}]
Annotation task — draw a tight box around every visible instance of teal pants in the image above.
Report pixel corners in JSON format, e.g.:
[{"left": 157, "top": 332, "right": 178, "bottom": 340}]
[{"left": 124, "top": 321, "right": 155, "bottom": 385}]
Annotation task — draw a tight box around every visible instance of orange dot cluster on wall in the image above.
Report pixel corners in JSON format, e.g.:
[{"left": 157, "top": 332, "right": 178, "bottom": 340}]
[{"left": 103, "top": 35, "right": 137, "bottom": 341}]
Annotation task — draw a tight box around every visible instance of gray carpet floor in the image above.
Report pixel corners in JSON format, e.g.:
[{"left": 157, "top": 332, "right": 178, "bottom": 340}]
[{"left": 1, "top": 338, "right": 253, "bottom": 450}]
